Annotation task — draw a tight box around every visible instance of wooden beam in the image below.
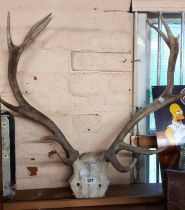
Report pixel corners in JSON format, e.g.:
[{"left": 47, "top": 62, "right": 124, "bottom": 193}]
[
  {"left": 3, "top": 184, "right": 164, "bottom": 210},
  {"left": 3, "top": 195, "right": 163, "bottom": 210},
  {"left": 132, "top": 135, "right": 158, "bottom": 148},
  {"left": 132, "top": 0, "right": 185, "bottom": 12}
]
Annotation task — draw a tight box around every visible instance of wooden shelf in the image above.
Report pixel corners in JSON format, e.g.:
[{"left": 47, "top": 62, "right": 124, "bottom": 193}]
[{"left": 3, "top": 184, "right": 164, "bottom": 210}]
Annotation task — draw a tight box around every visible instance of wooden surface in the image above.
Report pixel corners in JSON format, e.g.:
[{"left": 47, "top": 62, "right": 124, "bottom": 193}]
[
  {"left": 132, "top": 0, "right": 185, "bottom": 12},
  {"left": 3, "top": 184, "right": 164, "bottom": 210},
  {"left": 51, "top": 203, "right": 164, "bottom": 210},
  {"left": 133, "top": 135, "right": 157, "bottom": 148},
  {"left": 133, "top": 135, "right": 180, "bottom": 170},
  {"left": 158, "top": 146, "right": 180, "bottom": 169},
  {"left": 3, "top": 196, "right": 164, "bottom": 210}
]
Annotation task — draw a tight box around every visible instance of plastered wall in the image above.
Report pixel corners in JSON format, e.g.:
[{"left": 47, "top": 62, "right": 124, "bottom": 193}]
[{"left": 0, "top": 0, "right": 133, "bottom": 189}]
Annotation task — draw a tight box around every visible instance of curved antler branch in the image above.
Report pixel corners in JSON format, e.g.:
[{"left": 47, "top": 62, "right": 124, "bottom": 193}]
[
  {"left": 147, "top": 19, "right": 170, "bottom": 47},
  {"left": 1, "top": 13, "right": 79, "bottom": 165},
  {"left": 105, "top": 15, "right": 183, "bottom": 172}
]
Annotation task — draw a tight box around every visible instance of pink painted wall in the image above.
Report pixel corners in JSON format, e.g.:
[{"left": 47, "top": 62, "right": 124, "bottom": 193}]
[{"left": 0, "top": 0, "right": 133, "bottom": 189}]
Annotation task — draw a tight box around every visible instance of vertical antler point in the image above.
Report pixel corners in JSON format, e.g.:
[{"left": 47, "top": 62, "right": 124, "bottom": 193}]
[{"left": 6, "top": 11, "right": 14, "bottom": 49}]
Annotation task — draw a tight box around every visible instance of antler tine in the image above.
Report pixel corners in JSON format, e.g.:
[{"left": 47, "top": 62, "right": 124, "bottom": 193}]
[
  {"left": 105, "top": 142, "right": 164, "bottom": 173},
  {"left": 22, "top": 13, "right": 52, "bottom": 50},
  {"left": 147, "top": 15, "right": 179, "bottom": 97},
  {"left": 147, "top": 19, "right": 170, "bottom": 48},
  {"left": 104, "top": 16, "right": 183, "bottom": 172},
  {"left": 1, "top": 98, "right": 19, "bottom": 112},
  {"left": 7, "top": 12, "right": 13, "bottom": 49},
  {"left": 159, "top": 14, "right": 174, "bottom": 40},
  {"left": 161, "top": 16, "right": 179, "bottom": 97},
  {"left": 1, "top": 13, "right": 79, "bottom": 165},
  {"left": 6, "top": 13, "right": 52, "bottom": 105},
  {"left": 7, "top": 12, "right": 52, "bottom": 51},
  {"left": 115, "top": 142, "right": 164, "bottom": 155}
]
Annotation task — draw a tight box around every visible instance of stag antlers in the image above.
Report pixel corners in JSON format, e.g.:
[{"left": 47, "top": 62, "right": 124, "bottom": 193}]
[
  {"left": 104, "top": 15, "right": 184, "bottom": 172},
  {"left": 0, "top": 13, "right": 184, "bottom": 173},
  {"left": 1, "top": 13, "right": 79, "bottom": 165}
]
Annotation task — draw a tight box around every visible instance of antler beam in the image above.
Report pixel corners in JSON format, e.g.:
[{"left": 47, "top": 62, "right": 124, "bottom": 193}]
[
  {"left": 104, "top": 15, "right": 183, "bottom": 172},
  {"left": 1, "top": 13, "right": 79, "bottom": 164}
]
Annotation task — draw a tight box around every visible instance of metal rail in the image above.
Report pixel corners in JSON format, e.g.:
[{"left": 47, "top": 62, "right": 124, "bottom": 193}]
[
  {"left": 157, "top": 12, "right": 162, "bottom": 86},
  {"left": 180, "top": 12, "right": 185, "bottom": 84}
]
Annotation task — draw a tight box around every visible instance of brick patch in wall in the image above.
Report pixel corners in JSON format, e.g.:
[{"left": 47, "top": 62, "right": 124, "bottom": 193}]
[
  {"left": 72, "top": 114, "right": 102, "bottom": 133},
  {"left": 69, "top": 72, "right": 132, "bottom": 97},
  {"left": 27, "top": 166, "right": 38, "bottom": 176},
  {"left": 71, "top": 51, "right": 132, "bottom": 72}
]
